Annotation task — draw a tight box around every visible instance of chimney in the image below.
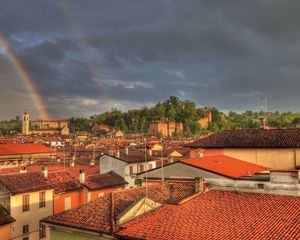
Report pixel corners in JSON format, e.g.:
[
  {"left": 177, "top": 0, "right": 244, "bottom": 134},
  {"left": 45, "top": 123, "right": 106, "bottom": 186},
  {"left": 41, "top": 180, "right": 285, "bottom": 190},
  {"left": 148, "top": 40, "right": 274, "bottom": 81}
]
[
  {"left": 90, "top": 159, "right": 95, "bottom": 166},
  {"left": 125, "top": 146, "right": 129, "bottom": 155},
  {"left": 70, "top": 160, "right": 75, "bottom": 167},
  {"left": 19, "top": 166, "right": 27, "bottom": 173},
  {"left": 57, "top": 157, "right": 61, "bottom": 163},
  {"left": 42, "top": 166, "right": 48, "bottom": 178},
  {"left": 79, "top": 170, "right": 85, "bottom": 184},
  {"left": 259, "top": 117, "right": 266, "bottom": 129},
  {"left": 108, "top": 149, "right": 114, "bottom": 156},
  {"left": 115, "top": 149, "right": 120, "bottom": 158},
  {"left": 194, "top": 177, "right": 204, "bottom": 193},
  {"left": 147, "top": 149, "right": 152, "bottom": 156},
  {"left": 29, "top": 157, "right": 33, "bottom": 165}
]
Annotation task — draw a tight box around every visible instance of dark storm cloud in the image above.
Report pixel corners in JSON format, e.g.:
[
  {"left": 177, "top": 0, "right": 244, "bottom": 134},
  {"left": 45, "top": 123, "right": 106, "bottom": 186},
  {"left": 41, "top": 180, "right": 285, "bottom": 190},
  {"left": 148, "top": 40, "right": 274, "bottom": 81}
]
[{"left": 1, "top": 0, "right": 300, "bottom": 119}]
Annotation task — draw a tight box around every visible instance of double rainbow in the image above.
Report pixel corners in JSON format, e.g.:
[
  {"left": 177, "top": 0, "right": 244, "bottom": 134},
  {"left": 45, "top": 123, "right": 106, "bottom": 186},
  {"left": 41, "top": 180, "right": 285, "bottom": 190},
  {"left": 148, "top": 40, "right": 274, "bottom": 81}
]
[{"left": 0, "top": 33, "right": 50, "bottom": 119}]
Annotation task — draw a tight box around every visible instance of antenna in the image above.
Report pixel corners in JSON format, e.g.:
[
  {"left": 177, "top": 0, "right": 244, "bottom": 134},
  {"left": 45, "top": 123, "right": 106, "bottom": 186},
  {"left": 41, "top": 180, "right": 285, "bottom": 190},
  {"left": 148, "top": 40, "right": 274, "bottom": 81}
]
[
  {"left": 161, "top": 139, "right": 164, "bottom": 181},
  {"left": 144, "top": 137, "right": 148, "bottom": 213}
]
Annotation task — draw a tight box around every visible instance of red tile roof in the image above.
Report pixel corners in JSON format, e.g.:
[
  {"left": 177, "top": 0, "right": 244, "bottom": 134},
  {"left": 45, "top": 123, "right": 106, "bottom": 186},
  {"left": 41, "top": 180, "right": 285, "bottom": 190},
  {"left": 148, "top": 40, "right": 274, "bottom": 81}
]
[
  {"left": 106, "top": 151, "right": 156, "bottom": 163},
  {"left": 0, "top": 171, "right": 82, "bottom": 195},
  {"left": 42, "top": 183, "right": 196, "bottom": 234},
  {"left": 117, "top": 190, "right": 300, "bottom": 240},
  {"left": 188, "top": 128, "right": 300, "bottom": 148},
  {"left": 181, "top": 155, "right": 268, "bottom": 178},
  {"left": 83, "top": 171, "right": 127, "bottom": 190},
  {"left": 0, "top": 143, "right": 55, "bottom": 155}
]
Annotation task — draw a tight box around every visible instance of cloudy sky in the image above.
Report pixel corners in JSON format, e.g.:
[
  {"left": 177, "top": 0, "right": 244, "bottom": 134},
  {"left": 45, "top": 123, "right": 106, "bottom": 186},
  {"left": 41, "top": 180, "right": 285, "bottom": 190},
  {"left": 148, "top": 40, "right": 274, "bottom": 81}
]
[{"left": 1, "top": 0, "right": 300, "bottom": 120}]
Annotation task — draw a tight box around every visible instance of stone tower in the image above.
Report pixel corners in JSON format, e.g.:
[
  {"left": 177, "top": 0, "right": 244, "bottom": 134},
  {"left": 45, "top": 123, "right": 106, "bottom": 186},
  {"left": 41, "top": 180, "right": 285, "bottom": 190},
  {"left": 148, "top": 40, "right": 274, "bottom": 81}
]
[{"left": 22, "top": 111, "right": 30, "bottom": 135}]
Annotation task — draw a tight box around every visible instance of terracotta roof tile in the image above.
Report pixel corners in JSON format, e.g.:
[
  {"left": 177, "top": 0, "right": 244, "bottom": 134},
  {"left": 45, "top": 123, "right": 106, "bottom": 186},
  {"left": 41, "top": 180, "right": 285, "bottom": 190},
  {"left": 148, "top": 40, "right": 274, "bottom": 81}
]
[
  {"left": 0, "top": 143, "right": 55, "bottom": 155},
  {"left": 107, "top": 151, "right": 156, "bottom": 163},
  {"left": 83, "top": 171, "right": 127, "bottom": 190},
  {"left": 181, "top": 155, "right": 268, "bottom": 178},
  {"left": 42, "top": 183, "right": 196, "bottom": 234},
  {"left": 0, "top": 171, "right": 81, "bottom": 195},
  {"left": 117, "top": 190, "right": 300, "bottom": 240},
  {"left": 188, "top": 129, "right": 300, "bottom": 148}
]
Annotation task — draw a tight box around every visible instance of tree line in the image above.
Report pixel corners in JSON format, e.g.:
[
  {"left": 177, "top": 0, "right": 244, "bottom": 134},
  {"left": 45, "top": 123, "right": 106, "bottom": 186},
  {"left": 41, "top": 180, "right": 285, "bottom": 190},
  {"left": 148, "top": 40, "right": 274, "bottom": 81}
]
[{"left": 1, "top": 96, "right": 300, "bottom": 136}]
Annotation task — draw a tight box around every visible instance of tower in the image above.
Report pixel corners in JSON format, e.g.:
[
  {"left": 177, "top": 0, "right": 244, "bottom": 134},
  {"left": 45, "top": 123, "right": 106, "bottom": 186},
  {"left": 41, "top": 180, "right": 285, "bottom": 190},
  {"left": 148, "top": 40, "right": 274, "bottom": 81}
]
[{"left": 22, "top": 111, "right": 30, "bottom": 135}]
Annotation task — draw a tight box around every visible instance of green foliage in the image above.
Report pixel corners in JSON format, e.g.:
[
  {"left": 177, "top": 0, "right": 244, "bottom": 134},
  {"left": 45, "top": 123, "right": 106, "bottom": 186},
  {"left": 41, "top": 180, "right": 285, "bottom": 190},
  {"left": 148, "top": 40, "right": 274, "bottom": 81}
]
[
  {"left": 63, "top": 96, "right": 300, "bottom": 136},
  {"left": 0, "top": 116, "right": 22, "bottom": 135}
]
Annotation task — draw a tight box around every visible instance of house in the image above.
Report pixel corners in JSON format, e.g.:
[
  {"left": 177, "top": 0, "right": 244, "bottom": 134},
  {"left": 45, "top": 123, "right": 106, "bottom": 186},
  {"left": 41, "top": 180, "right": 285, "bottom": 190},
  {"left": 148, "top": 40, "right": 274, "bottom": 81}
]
[
  {"left": 138, "top": 155, "right": 274, "bottom": 190},
  {"left": 81, "top": 170, "right": 127, "bottom": 201},
  {"left": 34, "top": 137, "right": 65, "bottom": 148},
  {"left": 99, "top": 150, "right": 157, "bottom": 187},
  {"left": 0, "top": 205, "right": 15, "bottom": 240},
  {"left": 149, "top": 120, "right": 183, "bottom": 137},
  {"left": 92, "top": 124, "right": 111, "bottom": 134},
  {"left": 187, "top": 128, "right": 300, "bottom": 170},
  {"left": 0, "top": 171, "right": 55, "bottom": 240},
  {"left": 116, "top": 190, "right": 300, "bottom": 239},
  {"left": 41, "top": 182, "right": 198, "bottom": 240},
  {"left": 107, "top": 130, "right": 124, "bottom": 139},
  {"left": 0, "top": 143, "right": 56, "bottom": 168}
]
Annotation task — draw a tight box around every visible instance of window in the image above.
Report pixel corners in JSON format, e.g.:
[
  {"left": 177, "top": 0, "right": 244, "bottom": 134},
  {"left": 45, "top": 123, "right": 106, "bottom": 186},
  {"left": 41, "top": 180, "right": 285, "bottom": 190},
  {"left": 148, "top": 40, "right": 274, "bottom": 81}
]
[
  {"left": 39, "top": 192, "right": 46, "bottom": 208},
  {"left": 139, "top": 164, "right": 144, "bottom": 173},
  {"left": 22, "top": 194, "right": 30, "bottom": 212},
  {"left": 64, "top": 197, "right": 71, "bottom": 210},
  {"left": 22, "top": 237, "right": 28, "bottom": 240},
  {"left": 23, "top": 225, "right": 29, "bottom": 235},
  {"left": 129, "top": 166, "right": 133, "bottom": 176},
  {"left": 148, "top": 163, "right": 153, "bottom": 170},
  {"left": 40, "top": 223, "right": 46, "bottom": 238},
  {"left": 257, "top": 183, "right": 265, "bottom": 189}
]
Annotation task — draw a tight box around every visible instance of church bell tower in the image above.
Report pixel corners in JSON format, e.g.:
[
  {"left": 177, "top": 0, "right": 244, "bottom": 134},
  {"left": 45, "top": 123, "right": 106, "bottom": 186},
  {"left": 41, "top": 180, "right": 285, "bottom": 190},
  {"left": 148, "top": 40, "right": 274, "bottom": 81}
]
[{"left": 22, "top": 111, "right": 30, "bottom": 135}]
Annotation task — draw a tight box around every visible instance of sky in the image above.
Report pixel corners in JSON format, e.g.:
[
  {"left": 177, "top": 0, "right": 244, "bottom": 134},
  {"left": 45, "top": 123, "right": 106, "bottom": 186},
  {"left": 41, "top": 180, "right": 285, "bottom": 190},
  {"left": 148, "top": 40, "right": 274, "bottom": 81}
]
[{"left": 1, "top": 0, "right": 300, "bottom": 120}]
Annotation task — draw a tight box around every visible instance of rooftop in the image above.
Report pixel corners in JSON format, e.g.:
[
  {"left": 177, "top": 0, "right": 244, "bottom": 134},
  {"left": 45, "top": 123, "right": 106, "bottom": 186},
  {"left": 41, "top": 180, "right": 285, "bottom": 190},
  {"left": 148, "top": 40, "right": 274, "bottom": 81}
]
[
  {"left": 83, "top": 171, "right": 128, "bottom": 190},
  {"left": 181, "top": 155, "right": 268, "bottom": 179},
  {"left": 0, "top": 143, "right": 55, "bottom": 155},
  {"left": 105, "top": 151, "right": 156, "bottom": 163},
  {"left": 0, "top": 171, "right": 82, "bottom": 195},
  {"left": 42, "top": 182, "right": 196, "bottom": 234},
  {"left": 117, "top": 190, "right": 300, "bottom": 240},
  {"left": 188, "top": 128, "right": 300, "bottom": 148}
]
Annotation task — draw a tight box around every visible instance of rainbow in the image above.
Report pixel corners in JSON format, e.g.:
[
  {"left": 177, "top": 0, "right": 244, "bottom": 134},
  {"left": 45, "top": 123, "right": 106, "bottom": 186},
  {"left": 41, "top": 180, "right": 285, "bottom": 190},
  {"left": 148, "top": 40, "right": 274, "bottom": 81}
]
[{"left": 0, "top": 33, "right": 50, "bottom": 119}]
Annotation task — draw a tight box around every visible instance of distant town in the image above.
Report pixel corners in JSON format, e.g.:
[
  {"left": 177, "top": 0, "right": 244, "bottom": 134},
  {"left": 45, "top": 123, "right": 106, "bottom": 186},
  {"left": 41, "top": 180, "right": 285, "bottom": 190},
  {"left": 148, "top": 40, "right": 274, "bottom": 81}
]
[{"left": 0, "top": 96, "right": 299, "bottom": 239}]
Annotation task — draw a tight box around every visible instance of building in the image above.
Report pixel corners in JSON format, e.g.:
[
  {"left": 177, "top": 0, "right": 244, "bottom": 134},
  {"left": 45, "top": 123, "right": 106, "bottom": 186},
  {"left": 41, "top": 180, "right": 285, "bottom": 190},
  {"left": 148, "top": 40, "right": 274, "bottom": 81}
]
[
  {"left": 187, "top": 128, "right": 300, "bottom": 170},
  {"left": 99, "top": 150, "right": 158, "bottom": 187},
  {"left": 149, "top": 120, "right": 183, "bottom": 137},
  {"left": 22, "top": 111, "right": 30, "bottom": 135},
  {"left": 41, "top": 182, "right": 197, "bottom": 240},
  {"left": 198, "top": 107, "right": 213, "bottom": 129},
  {"left": 21, "top": 111, "right": 70, "bottom": 135},
  {"left": 81, "top": 171, "right": 128, "bottom": 201},
  {"left": 0, "top": 143, "right": 56, "bottom": 168},
  {"left": 0, "top": 171, "right": 55, "bottom": 240}
]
